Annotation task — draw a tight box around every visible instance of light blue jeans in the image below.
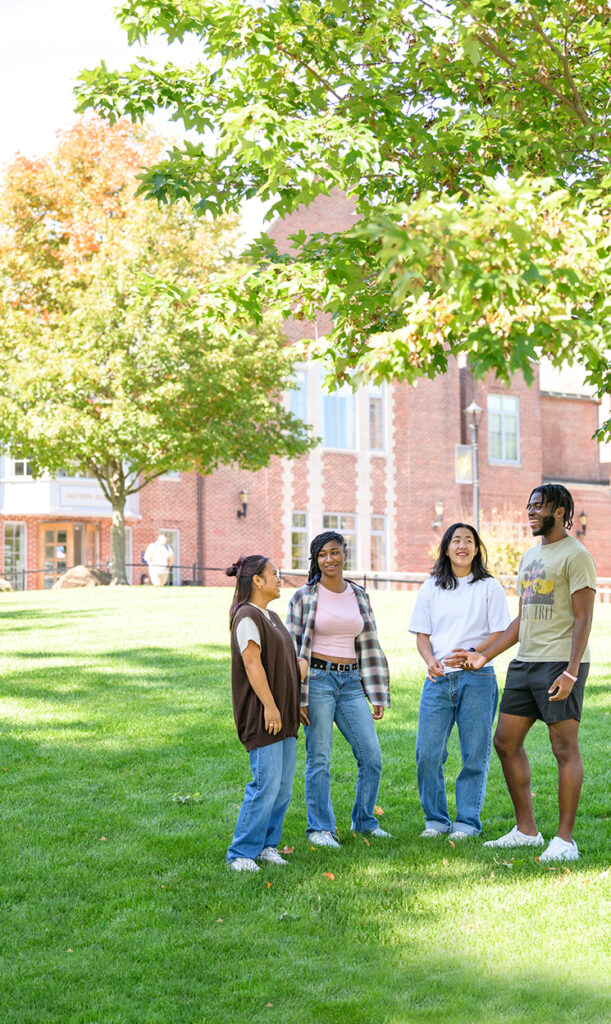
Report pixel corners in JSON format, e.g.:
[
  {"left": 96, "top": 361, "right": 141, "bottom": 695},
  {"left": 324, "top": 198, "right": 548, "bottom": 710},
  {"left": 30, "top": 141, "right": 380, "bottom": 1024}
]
[
  {"left": 416, "top": 667, "right": 498, "bottom": 835},
  {"left": 226, "top": 737, "right": 297, "bottom": 862},
  {"left": 304, "top": 664, "right": 382, "bottom": 835}
]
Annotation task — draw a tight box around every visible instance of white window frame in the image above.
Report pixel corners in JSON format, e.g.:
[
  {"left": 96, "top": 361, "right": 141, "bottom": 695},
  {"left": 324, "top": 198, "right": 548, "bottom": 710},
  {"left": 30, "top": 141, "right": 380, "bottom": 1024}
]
[
  {"left": 368, "top": 384, "right": 386, "bottom": 453},
  {"left": 370, "top": 515, "right": 387, "bottom": 571},
  {"left": 290, "top": 511, "right": 309, "bottom": 570},
  {"left": 3, "top": 521, "right": 27, "bottom": 590},
  {"left": 487, "top": 394, "right": 520, "bottom": 465},
  {"left": 11, "top": 457, "right": 34, "bottom": 479},
  {"left": 289, "top": 368, "right": 309, "bottom": 424},
  {"left": 321, "top": 371, "right": 357, "bottom": 451}
]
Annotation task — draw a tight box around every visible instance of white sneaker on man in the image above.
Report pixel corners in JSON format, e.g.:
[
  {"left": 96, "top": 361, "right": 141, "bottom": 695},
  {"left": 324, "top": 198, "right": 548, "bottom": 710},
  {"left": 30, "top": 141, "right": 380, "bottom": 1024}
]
[
  {"left": 367, "top": 826, "right": 392, "bottom": 839},
  {"left": 450, "top": 830, "right": 472, "bottom": 840},
  {"left": 420, "top": 827, "right": 447, "bottom": 837},
  {"left": 228, "top": 857, "right": 259, "bottom": 872},
  {"left": 309, "top": 830, "right": 341, "bottom": 849},
  {"left": 257, "top": 846, "right": 288, "bottom": 866},
  {"left": 483, "top": 826, "right": 544, "bottom": 848},
  {"left": 539, "top": 836, "right": 579, "bottom": 862}
]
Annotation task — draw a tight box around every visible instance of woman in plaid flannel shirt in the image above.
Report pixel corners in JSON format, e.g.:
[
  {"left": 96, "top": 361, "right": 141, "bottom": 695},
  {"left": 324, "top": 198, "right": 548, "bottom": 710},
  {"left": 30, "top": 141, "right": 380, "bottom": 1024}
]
[{"left": 286, "top": 531, "right": 391, "bottom": 849}]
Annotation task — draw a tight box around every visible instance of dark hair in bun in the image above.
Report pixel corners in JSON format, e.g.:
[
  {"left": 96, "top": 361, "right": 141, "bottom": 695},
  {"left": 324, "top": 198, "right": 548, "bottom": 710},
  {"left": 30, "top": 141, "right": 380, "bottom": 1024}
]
[{"left": 226, "top": 554, "right": 268, "bottom": 625}]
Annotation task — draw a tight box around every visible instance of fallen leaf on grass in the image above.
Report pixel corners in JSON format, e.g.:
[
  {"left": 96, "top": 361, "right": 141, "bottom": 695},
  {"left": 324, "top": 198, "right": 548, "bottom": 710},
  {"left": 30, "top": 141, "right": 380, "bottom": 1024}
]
[
  {"left": 448, "top": 840, "right": 455, "bottom": 848},
  {"left": 216, "top": 918, "right": 224, "bottom": 923},
  {"left": 99, "top": 836, "right": 107, "bottom": 842},
  {"left": 352, "top": 832, "right": 357, "bottom": 838},
  {"left": 563, "top": 867, "right": 571, "bottom": 875},
  {"left": 280, "top": 846, "right": 294, "bottom": 854},
  {"left": 374, "top": 806, "right": 384, "bottom": 815},
  {"left": 66, "top": 948, "right": 73, "bottom": 953},
  {"left": 323, "top": 872, "right": 335, "bottom": 880},
  {"left": 442, "top": 858, "right": 449, "bottom": 866},
  {"left": 265, "top": 1003, "right": 273, "bottom": 1008},
  {"left": 363, "top": 836, "right": 370, "bottom": 847},
  {"left": 266, "top": 881, "right": 272, "bottom": 889}
]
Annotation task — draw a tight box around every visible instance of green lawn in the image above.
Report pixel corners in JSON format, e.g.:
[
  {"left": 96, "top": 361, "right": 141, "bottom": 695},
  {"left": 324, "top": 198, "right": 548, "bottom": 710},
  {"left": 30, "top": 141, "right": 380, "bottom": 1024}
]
[{"left": 0, "top": 586, "right": 609, "bottom": 1024}]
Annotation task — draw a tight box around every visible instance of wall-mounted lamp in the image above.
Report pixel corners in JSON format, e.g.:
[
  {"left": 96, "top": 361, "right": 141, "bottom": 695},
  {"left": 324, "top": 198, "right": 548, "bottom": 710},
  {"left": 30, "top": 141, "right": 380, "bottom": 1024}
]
[
  {"left": 432, "top": 499, "right": 444, "bottom": 529},
  {"left": 576, "top": 510, "right": 588, "bottom": 539},
  {"left": 237, "top": 488, "right": 249, "bottom": 519}
]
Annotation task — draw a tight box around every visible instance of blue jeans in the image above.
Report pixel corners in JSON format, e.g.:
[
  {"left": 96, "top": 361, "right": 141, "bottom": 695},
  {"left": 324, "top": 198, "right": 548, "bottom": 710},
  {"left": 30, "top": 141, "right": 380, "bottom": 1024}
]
[
  {"left": 304, "top": 664, "right": 382, "bottom": 835},
  {"left": 416, "top": 668, "right": 498, "bottom": 835},
  {"left": 226, "top": 737, "right": 297, "bottom": 862}
]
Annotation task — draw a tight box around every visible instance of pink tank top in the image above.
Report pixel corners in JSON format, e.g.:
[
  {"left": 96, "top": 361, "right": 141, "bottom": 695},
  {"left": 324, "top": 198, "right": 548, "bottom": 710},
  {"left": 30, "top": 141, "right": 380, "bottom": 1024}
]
[{"left": 312, "top": 583, "right": 364, "bottom": 659}]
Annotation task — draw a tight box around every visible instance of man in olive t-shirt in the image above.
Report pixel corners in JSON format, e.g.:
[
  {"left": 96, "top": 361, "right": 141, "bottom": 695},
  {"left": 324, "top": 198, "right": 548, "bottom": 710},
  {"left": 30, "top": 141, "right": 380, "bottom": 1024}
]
[{"left": 457, "top": 484, "right": 596, "bottom": 862}]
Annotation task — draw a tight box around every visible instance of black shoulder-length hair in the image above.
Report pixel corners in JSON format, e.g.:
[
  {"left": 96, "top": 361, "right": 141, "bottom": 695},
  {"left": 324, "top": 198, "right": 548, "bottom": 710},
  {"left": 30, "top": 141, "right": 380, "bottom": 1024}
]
[
  {"left": 225, "top": 554, "right": 268, "bottom": 626},
  {"left": 431, "top": 522, "right": 492, "bottom": 590}
]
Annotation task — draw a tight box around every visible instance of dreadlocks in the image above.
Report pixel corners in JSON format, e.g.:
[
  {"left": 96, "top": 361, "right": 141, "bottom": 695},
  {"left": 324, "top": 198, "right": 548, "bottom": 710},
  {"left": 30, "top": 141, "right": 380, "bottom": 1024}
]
[{"left": 529, "top": 484, "right": 574, "bottom": 530}]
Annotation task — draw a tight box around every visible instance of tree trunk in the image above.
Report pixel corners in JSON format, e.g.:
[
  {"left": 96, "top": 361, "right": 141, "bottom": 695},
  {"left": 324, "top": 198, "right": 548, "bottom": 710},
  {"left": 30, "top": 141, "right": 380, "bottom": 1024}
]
[{"left": 110, "top": 494, "right": 129, "bottom": 585}]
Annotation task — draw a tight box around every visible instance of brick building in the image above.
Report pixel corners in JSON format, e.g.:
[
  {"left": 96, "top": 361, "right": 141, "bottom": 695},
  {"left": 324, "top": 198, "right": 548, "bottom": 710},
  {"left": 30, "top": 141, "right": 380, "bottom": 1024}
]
[{"left": 2, "top": 193, "right": 610, "bottom": 587}]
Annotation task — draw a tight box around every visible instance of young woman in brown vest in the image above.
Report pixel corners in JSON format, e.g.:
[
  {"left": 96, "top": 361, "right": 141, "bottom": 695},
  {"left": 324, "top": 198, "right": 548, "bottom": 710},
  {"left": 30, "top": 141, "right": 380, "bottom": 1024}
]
[{"left": 225, "top": 554, "right": 303, "bottom": 872}]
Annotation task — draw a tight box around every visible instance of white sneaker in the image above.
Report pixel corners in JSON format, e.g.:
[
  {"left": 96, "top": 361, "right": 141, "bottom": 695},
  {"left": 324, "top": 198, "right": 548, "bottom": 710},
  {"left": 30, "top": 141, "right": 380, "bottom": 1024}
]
[
  {"left": 483, "top": 826, "right": 544, "bottom": 848},
  {"left": 450, "top": 830, "right": 472, "bottom": 840},
  {"left": 257, "top": 846, "right": 288, "bottom": 866},
  {"left": 228, "top": 857, "right": 259, "bottom": 872},
  {"left": 309, "top": 830, "right": 341, "bottom": 849},
  {"left": 367, "top": 826, "right": 392, "bottom": 839},
  {"left": 539, "top": 836, "right": 579, "bottom": 862},
  {"left": 420, "top": 827, "right": 447, "bottom": 837}
]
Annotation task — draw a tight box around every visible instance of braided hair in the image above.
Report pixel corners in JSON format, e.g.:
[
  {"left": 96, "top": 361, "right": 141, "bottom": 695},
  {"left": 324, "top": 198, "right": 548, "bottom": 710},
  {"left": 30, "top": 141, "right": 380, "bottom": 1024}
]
[
  {"left": 225, "top": 554, "right": 268, "bottom": 626},
  {"left": 307, "top": 530, "right": 347, "bottom": 585},
  {"left": 528, "top": 484, "right": 574, "bottom": 530}
]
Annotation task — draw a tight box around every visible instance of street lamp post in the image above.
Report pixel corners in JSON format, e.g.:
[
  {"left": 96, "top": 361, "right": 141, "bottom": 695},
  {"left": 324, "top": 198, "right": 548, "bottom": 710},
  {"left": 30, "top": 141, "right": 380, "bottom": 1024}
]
[{"left": 464, "top": 402, "right": 483, "bottom": 533}]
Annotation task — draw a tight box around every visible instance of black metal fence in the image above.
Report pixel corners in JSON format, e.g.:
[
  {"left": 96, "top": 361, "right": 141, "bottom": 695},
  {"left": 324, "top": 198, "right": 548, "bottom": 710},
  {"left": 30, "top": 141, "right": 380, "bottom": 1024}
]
[{"left": 3, "top": 563, "right": 611, "bottom": 601}]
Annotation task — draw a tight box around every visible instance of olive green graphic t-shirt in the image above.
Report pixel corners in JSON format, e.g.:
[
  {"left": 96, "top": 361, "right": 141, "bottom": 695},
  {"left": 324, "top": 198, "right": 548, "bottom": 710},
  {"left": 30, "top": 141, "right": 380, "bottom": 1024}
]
[{"left": 516, "top": 536, "right": 596, "bottom": 663}]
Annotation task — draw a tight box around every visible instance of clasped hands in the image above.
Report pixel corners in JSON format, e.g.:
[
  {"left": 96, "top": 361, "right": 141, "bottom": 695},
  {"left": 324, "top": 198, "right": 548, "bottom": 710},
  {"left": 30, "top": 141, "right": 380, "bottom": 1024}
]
[{"left": 427, "top": 649, "right": 487, "bottom": 678}]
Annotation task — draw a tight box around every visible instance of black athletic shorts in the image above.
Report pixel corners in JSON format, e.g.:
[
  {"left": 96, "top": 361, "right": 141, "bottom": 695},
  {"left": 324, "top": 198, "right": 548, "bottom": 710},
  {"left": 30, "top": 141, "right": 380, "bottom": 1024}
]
[{"left": 499, "top": 660, "right": 588, "bottom": 724}]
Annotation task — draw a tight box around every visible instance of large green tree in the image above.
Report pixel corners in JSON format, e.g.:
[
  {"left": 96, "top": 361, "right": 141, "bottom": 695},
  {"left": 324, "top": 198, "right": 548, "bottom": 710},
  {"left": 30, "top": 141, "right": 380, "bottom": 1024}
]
[
  {"left": 76, "top": 0, "right": 611, "bottom": 437},
  {"left": 0, "top": 117, "right": 314, "bottom": 583}
]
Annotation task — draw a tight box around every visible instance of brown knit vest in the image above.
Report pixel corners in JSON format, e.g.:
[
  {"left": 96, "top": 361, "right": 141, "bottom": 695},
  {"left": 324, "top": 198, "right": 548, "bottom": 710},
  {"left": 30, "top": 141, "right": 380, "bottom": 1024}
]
[{"left": 230, "top": 604, "right": 300, "bottom": 751}]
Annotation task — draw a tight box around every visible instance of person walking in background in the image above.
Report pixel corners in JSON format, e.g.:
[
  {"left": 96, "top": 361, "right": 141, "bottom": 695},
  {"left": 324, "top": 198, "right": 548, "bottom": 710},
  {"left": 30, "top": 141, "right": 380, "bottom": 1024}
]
[
  {"left": 144, "top": 531, "right": 174, "bottom": 586},
  {"left": 409, "top": 523, "right": 511, "bottom": 840},
  {"left": 286, "top": 530, "right": 391, "bottom": 849},
  {"left": 225, "top": 554, "right": 302, "bottom": 873},
  {"left": 458, "top": 484, "right": 596, "bottom": 862}
]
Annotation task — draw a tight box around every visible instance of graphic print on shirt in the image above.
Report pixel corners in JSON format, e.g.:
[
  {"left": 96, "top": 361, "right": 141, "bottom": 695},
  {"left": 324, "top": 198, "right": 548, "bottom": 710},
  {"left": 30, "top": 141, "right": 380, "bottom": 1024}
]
[{"left": 520, "top": 557, "right": 554, "bottom": 621}]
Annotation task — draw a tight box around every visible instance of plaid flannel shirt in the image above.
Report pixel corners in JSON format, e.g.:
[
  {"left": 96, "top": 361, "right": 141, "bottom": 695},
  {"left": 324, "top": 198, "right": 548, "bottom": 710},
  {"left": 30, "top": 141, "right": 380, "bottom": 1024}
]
[{"left": 286, "top": 581, "right": 391, "bottom": 708}]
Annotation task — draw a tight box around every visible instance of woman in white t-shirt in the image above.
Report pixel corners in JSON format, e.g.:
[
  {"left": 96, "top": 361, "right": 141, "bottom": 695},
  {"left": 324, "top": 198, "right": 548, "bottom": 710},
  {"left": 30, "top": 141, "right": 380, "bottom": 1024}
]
[{"left": 409, "top": 523, "right": 511, "bottom": 839}]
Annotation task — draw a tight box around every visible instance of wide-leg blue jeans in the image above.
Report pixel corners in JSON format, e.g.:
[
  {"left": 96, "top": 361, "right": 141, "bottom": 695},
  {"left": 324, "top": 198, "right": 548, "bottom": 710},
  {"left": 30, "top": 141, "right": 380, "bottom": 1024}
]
[
  {"left": 415, "top": 667, "right": 498, "bottom": 835},
  {"left": 304, "top": 664, "right": 382, "bottom": 835},
  {"left": 226, "top": 737, "right": 297, "bottom": 862}
]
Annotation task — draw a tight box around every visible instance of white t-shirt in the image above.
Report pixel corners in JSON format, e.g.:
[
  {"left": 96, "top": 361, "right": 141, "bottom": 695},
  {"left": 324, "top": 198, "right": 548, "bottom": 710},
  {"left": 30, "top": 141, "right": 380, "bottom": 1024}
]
[
  {"left": 235, "top": 604, "right": 270, "bottom": 653},
  {"left": 409, "top": 574, "right": 511, "bottom": 663},
  {"left": 144, "top": 540, "right": 172, "bottom": 568}
]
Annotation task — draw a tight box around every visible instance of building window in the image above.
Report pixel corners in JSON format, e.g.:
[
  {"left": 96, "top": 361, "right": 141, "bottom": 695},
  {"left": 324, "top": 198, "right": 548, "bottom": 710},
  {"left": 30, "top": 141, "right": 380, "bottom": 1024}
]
[
  {"left": 3, "top": 523, "right": 26, "bottom": 590},
  {"left": 488, "top": 395, "right": 519, "bottom": 464},
  {"left": 322, "top": 373, "right": 356, "bottom": 450},
  {"left": 369, "top": 384, "right": 385, "bottom": 452},
  {"left": 289, "top": 369, "right": 308, "bottom": 423},
  {"left": 160, "top": 471, "right": 181, "bottom": 481},
  {"left": 57, "top": 469, "right": 89, "bottom": 479},
  {"left": 12, "top": 458, "right": 33, "bottom": 478},
  {"left": 291, "top": 511, "right": 308, "bottom": 570},
  {"left": 322, "top": 513, "right": 357, "bottom": 569},
  {"left": 370, "top": 515, "right": 386, "bottom": 571}
]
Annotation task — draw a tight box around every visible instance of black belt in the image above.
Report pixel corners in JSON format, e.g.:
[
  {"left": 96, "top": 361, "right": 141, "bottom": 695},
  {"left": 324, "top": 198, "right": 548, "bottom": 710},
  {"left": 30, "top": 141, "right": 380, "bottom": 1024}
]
[{"left": 310, "top": 657, "right": 357, "bottom": 672}]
